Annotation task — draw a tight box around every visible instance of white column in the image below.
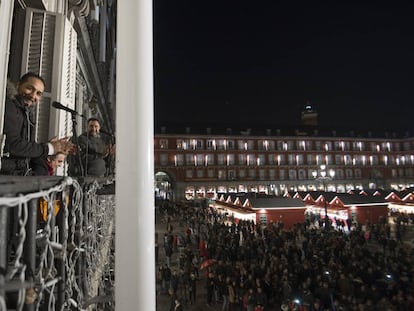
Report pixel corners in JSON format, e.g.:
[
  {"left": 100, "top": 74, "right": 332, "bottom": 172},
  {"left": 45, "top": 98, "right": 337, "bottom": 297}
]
[{"left": 116, "top": 0, "right": 155, "bottom": 310}]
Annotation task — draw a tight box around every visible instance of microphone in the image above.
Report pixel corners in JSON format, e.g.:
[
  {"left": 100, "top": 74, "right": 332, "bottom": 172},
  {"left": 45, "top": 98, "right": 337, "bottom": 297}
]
[{"left": 52, "top": 101, "right": 84, "bottom": 117}]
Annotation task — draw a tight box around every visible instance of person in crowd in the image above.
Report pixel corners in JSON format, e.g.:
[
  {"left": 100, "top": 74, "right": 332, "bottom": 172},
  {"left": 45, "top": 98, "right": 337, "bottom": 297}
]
[
  {"left": 1, "top": 72, "right": 73, "bottom": 176},
  {"left": 188, "top": 270, "right": 197, "bottom": 305},
  {"left": 173, "top": 298, "right": 183, "bottom": 311},
  {"left": 69, "top": 117, "right": 115, "bottom": 177},
  {"left": 155, "top": 232, "right": 159, "bottom": 265},
  {"left": 45, "top": 152, "right": 66, "bottom": 175}
]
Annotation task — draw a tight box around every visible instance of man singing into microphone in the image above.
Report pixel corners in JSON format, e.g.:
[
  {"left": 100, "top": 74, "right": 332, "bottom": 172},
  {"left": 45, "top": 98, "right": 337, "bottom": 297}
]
[
  {"left": 70, "top": 117, "right": 114, "bottom": 177},
  {"left": 1, "top": 72, "right": 74, "bottom": 176}
]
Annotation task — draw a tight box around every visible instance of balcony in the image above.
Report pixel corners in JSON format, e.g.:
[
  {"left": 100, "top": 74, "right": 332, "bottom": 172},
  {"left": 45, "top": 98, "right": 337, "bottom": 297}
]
[{"left": 0, "top": 175, "right": 115, "bottom": 310}]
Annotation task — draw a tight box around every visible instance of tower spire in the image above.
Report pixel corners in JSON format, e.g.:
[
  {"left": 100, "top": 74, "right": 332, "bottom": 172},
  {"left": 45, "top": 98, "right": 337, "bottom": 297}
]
[{"left": 301, "top": 101, "right": 318, "bottom": 126}]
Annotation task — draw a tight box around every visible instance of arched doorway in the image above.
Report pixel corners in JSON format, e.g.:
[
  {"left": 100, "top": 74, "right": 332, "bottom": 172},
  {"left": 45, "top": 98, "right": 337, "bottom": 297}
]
[{"left": 154, "top": 171, "right": 174, "bottom": 200}]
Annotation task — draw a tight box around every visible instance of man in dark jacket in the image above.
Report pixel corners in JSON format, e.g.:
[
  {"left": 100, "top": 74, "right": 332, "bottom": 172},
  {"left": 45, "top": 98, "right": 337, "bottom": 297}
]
[
  {"left": 69, "top": 117, "right": 114, "bottom": 177},
  {"left": 1, "top": 72, "right": 73, "bottom": 176}
]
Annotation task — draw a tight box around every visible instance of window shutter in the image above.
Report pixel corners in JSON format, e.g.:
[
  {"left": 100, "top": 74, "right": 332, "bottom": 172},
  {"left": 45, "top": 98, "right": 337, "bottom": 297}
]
[
  {"left": 59, "top": 13, "right": 77, "bottom": 139},
  {"left": 21, "top": 9, "right": 77, "bottom": 143}
]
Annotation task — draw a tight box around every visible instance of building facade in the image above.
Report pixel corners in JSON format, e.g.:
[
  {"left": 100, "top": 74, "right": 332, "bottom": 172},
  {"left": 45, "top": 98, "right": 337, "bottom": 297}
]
[{"left": 154, "top": 126, "right": 414, "bottom": 201}]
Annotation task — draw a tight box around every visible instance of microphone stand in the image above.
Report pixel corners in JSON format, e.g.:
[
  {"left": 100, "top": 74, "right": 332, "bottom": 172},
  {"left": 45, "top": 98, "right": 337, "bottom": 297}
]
[
  {"left": 105, "top": 133, "right": 115, "bottom": 177},
  {"left": 85, "top": 130, "right": 89, "bottom": 176},
  {"left": 71, "top": 113, "right": 84, "bottom": 177}
]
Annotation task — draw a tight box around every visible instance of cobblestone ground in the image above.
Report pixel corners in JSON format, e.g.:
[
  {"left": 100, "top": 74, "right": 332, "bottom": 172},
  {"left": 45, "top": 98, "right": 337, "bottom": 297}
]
[{"left": 155, "top": 213, "right": 414, "bottom": 311}]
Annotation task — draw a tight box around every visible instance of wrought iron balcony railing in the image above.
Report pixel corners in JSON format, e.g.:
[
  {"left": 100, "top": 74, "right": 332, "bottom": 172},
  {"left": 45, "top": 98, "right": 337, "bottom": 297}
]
[{"left": 0, "top": 175, "right": 115, "bottom": 310}]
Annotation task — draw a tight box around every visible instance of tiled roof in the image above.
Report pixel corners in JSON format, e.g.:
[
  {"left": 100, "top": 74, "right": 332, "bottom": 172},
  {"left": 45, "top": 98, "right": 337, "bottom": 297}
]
[
  {"left": 247, "top": 197, "right": 306, "bottom": 208},
  {"left": 333, "top": 193, "right": 387, "bottom": 205}
]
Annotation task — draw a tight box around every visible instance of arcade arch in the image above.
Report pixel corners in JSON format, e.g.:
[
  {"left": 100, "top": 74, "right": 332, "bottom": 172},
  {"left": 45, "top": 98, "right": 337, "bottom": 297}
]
[{"left": 154, "top": 171, "right": 174, "bottom": 200}]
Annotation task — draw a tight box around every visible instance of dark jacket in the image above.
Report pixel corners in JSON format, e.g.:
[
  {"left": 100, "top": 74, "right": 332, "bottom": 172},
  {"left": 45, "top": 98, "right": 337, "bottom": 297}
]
[
  {"left": 69, "top": 132, "right": 106, "bottom": 177},
  {"left": 1, "top": 96, "right": 49, "bottom": 175}
]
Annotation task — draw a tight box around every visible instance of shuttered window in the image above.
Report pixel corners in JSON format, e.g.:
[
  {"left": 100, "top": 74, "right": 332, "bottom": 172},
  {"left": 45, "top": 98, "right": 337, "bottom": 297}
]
[{"left": 22, "top": 9, "right": 77, "bottom": 143}]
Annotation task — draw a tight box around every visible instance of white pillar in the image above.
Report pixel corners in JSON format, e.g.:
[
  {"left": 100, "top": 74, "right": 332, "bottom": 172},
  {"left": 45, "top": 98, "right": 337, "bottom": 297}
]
[{"left": 116, "top": 0, "right": 155, "bottom": 310}]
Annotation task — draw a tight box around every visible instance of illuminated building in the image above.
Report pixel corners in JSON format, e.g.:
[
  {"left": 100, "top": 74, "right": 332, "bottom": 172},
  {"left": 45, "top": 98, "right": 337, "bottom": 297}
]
[{"left": 154, "top": 125, "right": 414, "bottom": 201}]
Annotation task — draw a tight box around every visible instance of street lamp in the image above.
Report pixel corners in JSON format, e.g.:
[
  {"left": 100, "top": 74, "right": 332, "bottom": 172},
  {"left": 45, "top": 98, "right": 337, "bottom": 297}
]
[{"left": 312, "top": 165, "right": 335, "bottom": 229}]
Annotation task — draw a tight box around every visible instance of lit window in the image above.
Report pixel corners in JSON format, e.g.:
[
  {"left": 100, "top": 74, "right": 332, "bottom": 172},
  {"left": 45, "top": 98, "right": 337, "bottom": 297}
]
[
  {"left": 207, "top": 140, "right": 216, "bottom": 150},
  {"left": 383, "top": 155, "right": 388, "bottom": 165},
  {"left": 159, "top": 139, "right": 168, "bottom": 149},
  {"left": 247, "top": 154, "right": 255, "bottom": 165},
  {"left": 361, "top": 155, "right": 366, "bottom": 165},
  {"left": 217, "top": 139, "right": 227, "bottom": 150},
  {"left": 174, "top": 154, "right": 184, "bottom": 166},
  {"left": 227, "top": 154, "right": 235, "bottom": 165},
  {"left": 227, "top": 140, "right": 235, "bottom": 149},
  {"left": 177, "top": 139, "right": 190, "bottom": 150}
]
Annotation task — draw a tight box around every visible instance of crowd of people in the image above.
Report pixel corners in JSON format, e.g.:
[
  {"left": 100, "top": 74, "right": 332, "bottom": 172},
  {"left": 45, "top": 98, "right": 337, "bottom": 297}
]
[
  {"left": 156, "top": 201, "right": 414, "bottom": 311},
  {"left": 1, "top": 72, "right": 115, "bottom": 177}
]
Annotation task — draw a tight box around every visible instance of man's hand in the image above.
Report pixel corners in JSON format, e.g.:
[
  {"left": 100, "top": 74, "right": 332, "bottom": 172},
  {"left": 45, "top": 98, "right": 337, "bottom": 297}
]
[
  {"left": 103, "top": 144, "right": 116, "bottom": 157},
  {"left": 108, "top": 144, "right": 116, "bottom": 156}
]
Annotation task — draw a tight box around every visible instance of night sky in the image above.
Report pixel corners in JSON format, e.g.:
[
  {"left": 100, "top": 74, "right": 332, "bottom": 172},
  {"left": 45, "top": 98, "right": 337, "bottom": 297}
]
[{"left": 154, "top": 2, "right": 414, "bottom": 132}]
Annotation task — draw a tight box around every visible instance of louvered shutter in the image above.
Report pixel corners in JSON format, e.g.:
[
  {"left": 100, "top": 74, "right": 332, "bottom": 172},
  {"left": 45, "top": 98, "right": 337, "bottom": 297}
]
[
  {"left": 21, "top": 9, "right": 77, "bottom": 143},
  {"left": 57, "top": 11, "right": 77, "bottom": 139}
]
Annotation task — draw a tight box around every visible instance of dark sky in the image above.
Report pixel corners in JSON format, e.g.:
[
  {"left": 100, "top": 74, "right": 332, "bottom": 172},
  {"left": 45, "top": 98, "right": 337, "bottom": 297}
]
[{"left": 154, "top": 2, "right": 414, "bottom": 131}]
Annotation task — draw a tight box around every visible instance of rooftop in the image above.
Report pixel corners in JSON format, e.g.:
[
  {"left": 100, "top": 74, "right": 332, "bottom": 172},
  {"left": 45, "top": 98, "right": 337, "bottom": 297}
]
[{"left": 155, "top": 122, "right": 413, "bottom": 139}]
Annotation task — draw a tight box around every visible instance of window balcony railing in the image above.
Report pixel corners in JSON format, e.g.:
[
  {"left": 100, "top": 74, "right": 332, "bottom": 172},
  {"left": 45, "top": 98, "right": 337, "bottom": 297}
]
[{"left": 0, "top": 175, "right": 115, "bottom": 310}]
